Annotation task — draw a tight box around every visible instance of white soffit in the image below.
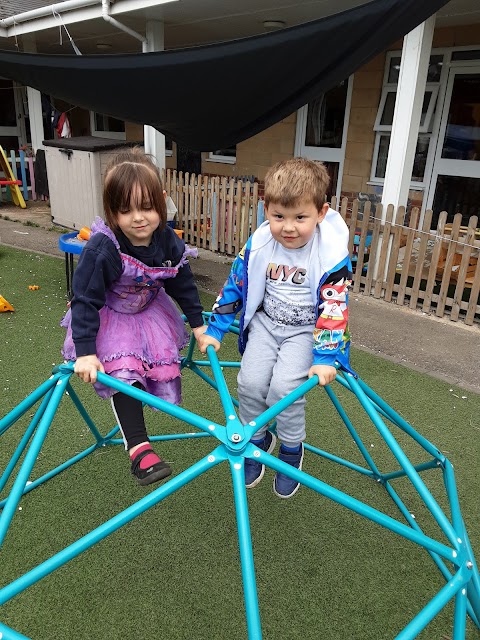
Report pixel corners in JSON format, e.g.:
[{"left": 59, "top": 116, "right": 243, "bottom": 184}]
[{"left": 0, "top": 0, "right": 177, "bottom": 36}]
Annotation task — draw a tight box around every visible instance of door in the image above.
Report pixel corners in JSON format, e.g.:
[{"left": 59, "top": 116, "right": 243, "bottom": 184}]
[
  {"left": 294, "top": 77, "right": 353, "bottom": 203},
  {"left": 0, "top": 78, "right": 27, "bottom": 151},
  {"left": 426, "top": 64, "right": 480, "bottom": 226}
]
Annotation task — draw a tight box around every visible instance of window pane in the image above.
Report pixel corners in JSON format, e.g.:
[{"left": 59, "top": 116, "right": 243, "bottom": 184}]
[
  {"left": 419, "top": 91, "right": 433, "bottom": 128},
  {"left": 432, "top": 175, "right": 480, "bottom": 225},
  {"left": 380, "top": 91, "right": 433, "bottom": 129},
  {"left": 0, "top": 136, "right": 19, "bottom": 151},
  {"left": 441, "top": 74, "right": 480, "bottom": 161},
  {"left": 375, "top": 134, "right": 430, "bottom": 181},
  {"left": 305, "top": 80, "right": 348, "bottom": 148},
  {"left": 105, "top": 116, "right": 124, "bottom": 133},
  {"left": 387, "top": 57, "right": 401, "bottom": 83},
  {"left": 211, "top": 147, "right": 236, "bottom": 158},
  {"left": 451, "top": 50, "right": 480, "bottom": 62},
  {"left": 94, "top": 113, "right": 125, "bottom": 133},
  {"left": 427, "top": 55, "right": 443, "bottom": 83},
  {"left": 380, "top": 92, "right": 396, "bottom": 126},
  {"left": 375, "top": 135, "right": 390, "bottom": 178},
  {"left": 322, "top": 162, "right": 339, "bottom": 200},
  {"left": 388, "top": 54, "right": 443, "bottom": 84},
  {"left": 412, "top": 135, "right": 430, "bottom": 181},
  {"left": 0, "top": 79, "right": 17, "bottom": 127}
]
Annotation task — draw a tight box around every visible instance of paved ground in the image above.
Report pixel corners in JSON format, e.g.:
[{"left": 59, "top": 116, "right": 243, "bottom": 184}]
[{"left": 1, "top": 201, "right": 479, "bottom": 394}]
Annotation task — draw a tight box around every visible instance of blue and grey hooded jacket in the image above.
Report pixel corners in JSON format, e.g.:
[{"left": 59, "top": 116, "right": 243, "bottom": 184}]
[{"left": 205, "top": 208, "right": 353, "bottom": 372}]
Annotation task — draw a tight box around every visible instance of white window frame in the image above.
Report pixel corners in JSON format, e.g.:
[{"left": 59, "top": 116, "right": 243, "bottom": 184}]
[
  {"left": 370, "top": 132, "right": 433, "bottom": 187},
  {"left": 370, "top": 51, "right": 445, "bottom": 190},
  {"left": 294, "top": 75, "right": 353, "bottom": 202},
  {"left": 374, "top": 85, "right": 439, "bottom": 133},
  {"left": 424, "top": 60, "right": 480, "bottom": 212},
  {"left": 90, "top": 112, "right": 126, "bottom": 140},
  {"left": 207, "top": 148, "right": 236, "bottom": 164}
]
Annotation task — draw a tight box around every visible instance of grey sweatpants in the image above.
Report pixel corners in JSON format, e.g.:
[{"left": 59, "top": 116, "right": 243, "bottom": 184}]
[{"left": 237, "top": 311, "right": 314, "bottom": 447}]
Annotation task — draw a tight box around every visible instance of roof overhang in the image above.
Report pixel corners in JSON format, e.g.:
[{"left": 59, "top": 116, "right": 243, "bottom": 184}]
[{"left": 0, "top": 0, "right": 177, "bottom": 37}]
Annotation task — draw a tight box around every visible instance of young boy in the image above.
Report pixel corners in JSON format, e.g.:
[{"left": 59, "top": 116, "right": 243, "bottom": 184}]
[{"left": 197, "top": 158, "right": 352, "bottom": 498}]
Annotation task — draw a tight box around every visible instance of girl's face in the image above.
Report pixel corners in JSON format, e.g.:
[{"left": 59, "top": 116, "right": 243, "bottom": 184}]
[{"left": 116, "top": 183, "right": 161, "bottom": 246}]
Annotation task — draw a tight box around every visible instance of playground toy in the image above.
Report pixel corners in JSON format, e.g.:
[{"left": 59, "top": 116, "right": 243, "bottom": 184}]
[
  {"left": 0, "top": 146, "right": 26, "bottom": 209},
  {"left": 0, "top": 295, "right": 14, "bottom": 312},
  {"left": 77, "top": 226, "right": 91, "bottom": 241},
  {"left": 0, "top": 316, "right": 479, "bottom": 639}
]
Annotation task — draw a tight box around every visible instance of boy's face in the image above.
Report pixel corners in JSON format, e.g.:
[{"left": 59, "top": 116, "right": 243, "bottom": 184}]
[{"left": 265, "top": 199, "right": 329, "bottom": 250}]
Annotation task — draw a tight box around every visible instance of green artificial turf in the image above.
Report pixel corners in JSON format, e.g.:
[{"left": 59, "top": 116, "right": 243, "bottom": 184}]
[{"left": 0, "top": 245, "right": 479, "bottom": 639}]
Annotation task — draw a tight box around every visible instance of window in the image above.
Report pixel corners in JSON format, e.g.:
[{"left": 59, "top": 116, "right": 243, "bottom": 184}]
[
  {"left": 374, "top": 86, "right": 438, "bottom": 133},
  {"left": 91, "top": 112, "right": 126, "bottom": 140},
  {"left": 208, "top": 146, "right": 236, "bottom": 164},
  {"left": 370, "top": 53, "right": 444, "bottom": 188},
  {"left": 90, "top": 113, "right": 173, "bottom": 155},
  {"left": 295, "top": 77, "right": 353, "bottom": 202}
]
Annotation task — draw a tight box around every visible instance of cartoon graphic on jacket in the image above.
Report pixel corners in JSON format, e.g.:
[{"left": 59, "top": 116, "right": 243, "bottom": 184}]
[{"left": 205, "top": 208, "right": 354, "bottom": 373}]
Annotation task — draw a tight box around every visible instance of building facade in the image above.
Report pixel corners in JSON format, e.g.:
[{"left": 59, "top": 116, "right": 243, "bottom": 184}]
[{"left": 1, "top": 1, "right": 479, "bottom": 225}]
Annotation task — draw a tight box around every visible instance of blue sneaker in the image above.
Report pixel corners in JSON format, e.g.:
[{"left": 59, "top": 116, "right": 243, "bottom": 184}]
[
  {"left": 273, "top": 445, "right": 304, "bottom": 499},
  {"left": 244, "top": 431, "right": 277, "bottom": 488}
]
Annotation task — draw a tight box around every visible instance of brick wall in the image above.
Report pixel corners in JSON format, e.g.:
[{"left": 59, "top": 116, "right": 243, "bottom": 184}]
[
  {"left": 342, "top": 54, "right": 384, "bottom": 196},
  {"left": 201, "top": 113, "right": 297, "bottom": 182}
]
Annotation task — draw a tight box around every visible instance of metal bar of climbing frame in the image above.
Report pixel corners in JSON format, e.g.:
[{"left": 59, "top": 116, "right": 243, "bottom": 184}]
[
  {"left": 244, "top": 376, "right": 319, "bottom": 441},
  {"left": 346, "top": 375, "right": 459, "bottom": 550},
  {"left": 395, "top": 565, "right": 469, "bottom": 640},
  {"left": 206, "top": 345, "right": 237, "bottom": 419},
  {"left": 65, "top": 382, "right": 105, "bottom": 442},
  {"left": 324, "top": 384, "right": 382, "bottom": 476},
  {"left": 303, "top": 443, "right": 374, "bottom": 477},
  {"left": 229, "top": 455, "right": 262, "bottom": 639},
  {"left": 0, "top": 386, "right": 55, "bottom": 494},
  {"left": 453, "top": 585, "right": 468, "bottom": 640},
  {"left": 0, "top": 375, "right": 69, "bottom": 547},
  {"left": 0, "top": 372, "right": 61, "bottom": 436},
  {"left": 79, "top": 367, "right": 226, "bottom": 438},
  {"left": 0, "top": 446, "right": 226, "bottom": 605},
  {"left": 355, "top": 376, "right": 445, "bottom": 460},
  {"left": 253, "top": 445, "right": 456, "bottom": 563},
  {"left": 186, "top": 361, "right": 239, "bottom": 409}
]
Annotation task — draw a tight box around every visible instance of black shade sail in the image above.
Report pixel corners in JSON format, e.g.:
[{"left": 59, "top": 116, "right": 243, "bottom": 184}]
[{"left": 0, "top": 0, "right": 449, "bottom": 150}]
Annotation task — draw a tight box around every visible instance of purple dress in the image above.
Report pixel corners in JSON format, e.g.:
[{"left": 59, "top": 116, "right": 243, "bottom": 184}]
[{"left": 62, "top": 218, "right": 195, "bottom": 404}]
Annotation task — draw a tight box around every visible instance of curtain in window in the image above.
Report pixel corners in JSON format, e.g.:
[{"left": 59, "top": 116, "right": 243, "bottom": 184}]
[{"left": 0, "top": 0, "right": 449, "bottom": 151}]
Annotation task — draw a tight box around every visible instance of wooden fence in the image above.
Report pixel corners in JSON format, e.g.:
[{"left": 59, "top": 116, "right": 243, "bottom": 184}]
[
  {"left": 332, "top": 198, "right": 480, "bottom": 327},
  {"left": 165, "top": 170, "right": 480, "bottom": 326},
  {"left": 163, "top": 170, "right": 260, "bottom": 255}
]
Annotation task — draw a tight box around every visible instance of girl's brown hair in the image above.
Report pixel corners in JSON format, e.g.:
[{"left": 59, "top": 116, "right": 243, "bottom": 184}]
[
  {"left": 103, "top": 146, "right": 167, "bottom": 230},
  {"left": 264, "top": 157, "right": 330, "bottom": 211}
]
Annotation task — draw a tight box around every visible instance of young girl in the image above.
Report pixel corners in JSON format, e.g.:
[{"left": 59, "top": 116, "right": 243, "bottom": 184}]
[{"left": 61, "top": 147, "right": 206, "bottom": 486}]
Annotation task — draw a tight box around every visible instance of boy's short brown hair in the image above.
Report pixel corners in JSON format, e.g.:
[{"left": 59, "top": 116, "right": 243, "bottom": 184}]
[
  {"left": 103, "top": 146, "right": 167, "bottom": 230},
  {"left": 264, "top": 157, "right": 330, "bottom": 211}
]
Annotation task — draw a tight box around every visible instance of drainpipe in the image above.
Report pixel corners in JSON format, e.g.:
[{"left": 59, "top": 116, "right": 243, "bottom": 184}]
[
  {"left": 101, "top": 0, "right": 147, "bottom": 49},
  {"left": 0, "top": 0, "right": 101, "bottom": 28}
]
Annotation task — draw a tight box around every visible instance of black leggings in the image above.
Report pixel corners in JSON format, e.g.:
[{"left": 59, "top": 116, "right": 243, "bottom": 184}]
[{"left": 111, "top": 383, "right": 149, "bottom": 450}]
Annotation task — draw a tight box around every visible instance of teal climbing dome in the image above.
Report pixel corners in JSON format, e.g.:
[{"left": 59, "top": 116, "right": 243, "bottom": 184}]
[{"left": 0, "top": 318, "right": 479, "bottom": 639}]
